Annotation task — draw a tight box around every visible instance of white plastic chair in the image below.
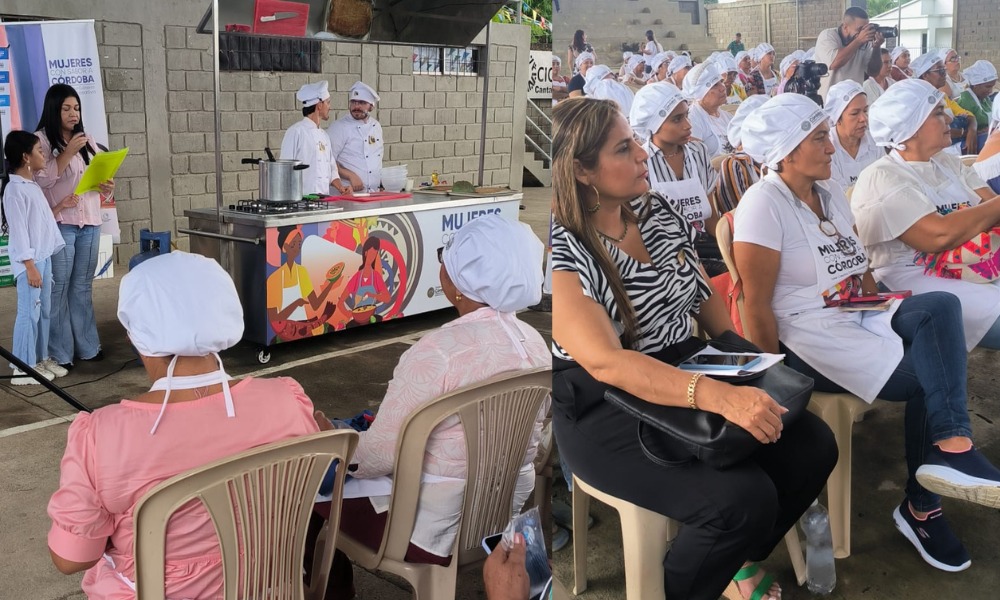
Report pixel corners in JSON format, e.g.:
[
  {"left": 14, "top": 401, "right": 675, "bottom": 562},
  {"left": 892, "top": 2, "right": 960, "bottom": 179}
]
[
  {"left": 133, "top": 430, "right": 359, "bottom": 600},
  {"left": 337, "top": 367, "right": 552, "bottom": 600},
  {"left": 571, "top": 474, "right": 806, "bottom": 598},
  {"left": 717, "top": 214, "right": 875, "bottom": 558}
]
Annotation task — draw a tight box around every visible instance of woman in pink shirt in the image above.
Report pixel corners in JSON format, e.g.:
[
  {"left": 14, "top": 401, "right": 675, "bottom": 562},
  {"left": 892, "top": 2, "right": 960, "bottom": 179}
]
[
  {"left": 34, "top": 84, "right": 114, "bottom": 368},
  {"left": 47, "top": 252, "right": 321, "bottom": 599}
]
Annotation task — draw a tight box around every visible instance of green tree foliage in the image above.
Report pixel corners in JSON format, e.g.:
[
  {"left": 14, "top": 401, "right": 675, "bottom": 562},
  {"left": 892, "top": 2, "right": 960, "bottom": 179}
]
[
  {"left": 493, "top": 0, "right": 552, "bottom": 46},
  {"left": 867, "top": 0, "right": 902, "bottom": 18}
]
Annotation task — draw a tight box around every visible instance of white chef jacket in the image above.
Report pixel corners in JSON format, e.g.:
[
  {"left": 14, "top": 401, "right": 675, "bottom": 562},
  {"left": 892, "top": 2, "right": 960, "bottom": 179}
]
[
  {"left": 2, "top": 175, "right": 65, "bottom": 277},
  {"left": 279, "top": 118, "right": 338, "bottom": 195},
  {"left": 328, "top": 113, "right": 385, "bottom": 193}
]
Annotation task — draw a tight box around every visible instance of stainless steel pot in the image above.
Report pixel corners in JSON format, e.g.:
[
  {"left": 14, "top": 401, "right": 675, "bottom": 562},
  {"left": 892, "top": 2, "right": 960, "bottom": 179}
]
[{"left": 241, "top": 154, "right": 309, "bottom": 202}]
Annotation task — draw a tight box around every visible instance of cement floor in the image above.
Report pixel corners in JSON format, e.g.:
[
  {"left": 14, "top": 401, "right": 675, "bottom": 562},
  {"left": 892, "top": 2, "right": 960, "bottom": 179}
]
[{"left": 3, "top": 186, "right": 1000, "bottom": 599}]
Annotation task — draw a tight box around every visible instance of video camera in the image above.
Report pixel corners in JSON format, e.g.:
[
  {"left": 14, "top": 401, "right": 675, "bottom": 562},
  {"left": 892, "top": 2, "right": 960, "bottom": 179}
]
[
  {"left": 875, "top": 25, "right": 898, "bottom": 39},
  {"left": 785, "top": 60, "right": 829, "bottom": 106}
]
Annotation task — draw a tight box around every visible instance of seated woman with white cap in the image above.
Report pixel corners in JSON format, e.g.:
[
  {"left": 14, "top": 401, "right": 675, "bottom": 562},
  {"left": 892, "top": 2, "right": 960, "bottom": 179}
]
[
  {"left": 889, "top": 46, "right": 912, "bottom": 82},
  {"left": 748, "top": 43, "right": 778, "bottom": 96},
  {"left": 824, "top": 80, "right": 881, "bottom": 193},
  {"left": 852, "top": 78, "right": 1000, "bottom": 349},
  {"left": 716, "top": 95, "right": 769, "bottom": 213},
  {"left": 735, "top": 50, "right": 753, "bottom": 91},
  {"left": 646, "top": 51, "right": 671, "bottom": 85},
  {"left": 911, "top": 51, "right": 978, "bottom": 154},
  {"left": 957, "top": 60, "right": 997, "bottom": 150},
  {"left": 735, "top": 92, "right": 1000, "bottom": 574},
  {"left": 973, "top": 102, "right": 1000, "bottom": 194},
  {"left": 666, "top": 54, "right": 693, "bottom": 89},
  {"left": 552, "top": 96, "right": 837, "bottom": 600},
  {"left": 622, "top": 54, "right": 649, "bottom": 90},
  {"left": 774, "top": 50, "right": 804, "bottom": 95},
  {"left": 568, "top": 52, "right": 595, "bottom": 98},
  {"left": 322, "top": 215, "right": 549, "bottom": 579},
  {"left": 629, "top": 82, "right": 726, "bottom": 276},
  {"left": 46, "top": 252, "right": 322, "bottom": 598},
  {"left": 683, "top": 61, "right": 733, "bottom": 157},
  {"left": 712, "top": 53, "right": 746, "bottom": 104},
  {"left": 584, "top": 64, "right": 635, "bottom": 116}
]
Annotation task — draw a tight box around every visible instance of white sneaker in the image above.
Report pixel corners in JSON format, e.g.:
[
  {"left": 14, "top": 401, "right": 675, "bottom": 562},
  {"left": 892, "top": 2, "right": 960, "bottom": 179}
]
[
  {"left": 11, "top": 367, "right": 55, "bottom": 386},
  {"left": 39, "top": 359, "right": 68, "bottom": 378}
]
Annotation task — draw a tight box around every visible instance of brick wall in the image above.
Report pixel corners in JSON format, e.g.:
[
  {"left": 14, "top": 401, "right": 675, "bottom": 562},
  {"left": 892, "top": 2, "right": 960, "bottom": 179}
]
[
  {"left": 96, "top": 21, "right": 151, "bottom": 261},
  {"left": 164, "top": 26, "right": 523, "bottom": 249},
  {"left": 955, "top": 0, "right": 1000, "bottom": 65},
  {"left": 707, "top": 0, "right": 843, "bottom": 59}
]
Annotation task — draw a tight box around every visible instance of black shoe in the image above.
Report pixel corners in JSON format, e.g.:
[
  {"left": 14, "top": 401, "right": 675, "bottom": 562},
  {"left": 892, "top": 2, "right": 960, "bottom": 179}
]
[
  {"left": 893, "top": 500, "right": 970, "bottom": 572},
  {"left": 80, "top": 350, "right": 104, "bottom": 362}
]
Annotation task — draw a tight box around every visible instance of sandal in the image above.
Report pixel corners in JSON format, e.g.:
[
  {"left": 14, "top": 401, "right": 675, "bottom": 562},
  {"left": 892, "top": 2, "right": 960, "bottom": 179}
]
[{"left": 727, "top": 562, "right": 781, "bottom": 600}]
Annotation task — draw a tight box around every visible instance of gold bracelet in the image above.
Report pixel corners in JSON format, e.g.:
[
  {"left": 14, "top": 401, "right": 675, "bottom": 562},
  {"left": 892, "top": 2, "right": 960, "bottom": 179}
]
[{"left": 687, "top": 372, "right": 704, "bottom": 410}]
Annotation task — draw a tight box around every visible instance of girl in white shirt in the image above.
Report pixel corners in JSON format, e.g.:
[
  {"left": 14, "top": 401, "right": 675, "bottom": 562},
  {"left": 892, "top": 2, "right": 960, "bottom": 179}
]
[
  {"left": 1, "top": 131, "right": 69, "bottom": 384},
  {"left": 735, "top": 93, "right": 1000, "bottom": 575}
]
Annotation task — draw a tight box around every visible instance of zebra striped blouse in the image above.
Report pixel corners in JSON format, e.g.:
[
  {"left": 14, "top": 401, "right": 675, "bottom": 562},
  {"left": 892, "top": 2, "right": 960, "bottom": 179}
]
[{"left": 552, "top": 193, "right": 713, "bottom": 361}]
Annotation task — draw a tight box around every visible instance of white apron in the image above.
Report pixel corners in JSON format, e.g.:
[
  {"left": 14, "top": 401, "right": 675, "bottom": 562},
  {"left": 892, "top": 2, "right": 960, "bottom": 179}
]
[
  {"left": 764, "top": 175, "right": 903, "bottom": 402},
  {"left": 649, "top": 165, "right": 713, "bottom": 233},
  {"left": 310, "top": 128, "right": 333, "bottom": 194},
  {"left": 281, "top": 266, "right": 309, "bottom": 321},
  {"left": 829, "top": 131, "right": 880, "bottom": 193},
  {"left": 873, "top": 152, "right": 1000, "bottom": 349}
]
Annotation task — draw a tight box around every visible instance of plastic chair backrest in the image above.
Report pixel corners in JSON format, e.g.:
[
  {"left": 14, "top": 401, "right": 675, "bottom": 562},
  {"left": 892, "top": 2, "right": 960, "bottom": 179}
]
[
  {"left": 711, "top": 153, "right": 729, "bottom": 174},
  {"left": 715, "top": 211, "right": 746, "bottom": 337},
  {"left": 961, "top": 155, "right": 977, "bottom": 167},
  {"left": 133, "top": 430, "right": 359, "bottom": 600},
  {"left": 376, "top": 367, "right": 552, "bottom": 568}
]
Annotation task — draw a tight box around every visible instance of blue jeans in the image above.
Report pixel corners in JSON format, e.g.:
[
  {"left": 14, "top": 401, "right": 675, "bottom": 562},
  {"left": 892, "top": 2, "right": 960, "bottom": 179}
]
[
  {"left": 11, "top": 257, "right": 53, "bottom": 370},
  {"left": 783, "top": 292, "right": 973, "bottom": 512},
  {"left": 49, "top": 224, "right": 102, "bottom": 364},
  {"left": 977, "top": 314, "right": 1000, "bottom": 350}
]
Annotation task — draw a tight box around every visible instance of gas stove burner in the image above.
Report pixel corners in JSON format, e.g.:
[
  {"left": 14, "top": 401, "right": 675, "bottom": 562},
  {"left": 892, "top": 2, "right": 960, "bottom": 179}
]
[{"left": 229, "top": 198, "right": 332, "bottom": 214}]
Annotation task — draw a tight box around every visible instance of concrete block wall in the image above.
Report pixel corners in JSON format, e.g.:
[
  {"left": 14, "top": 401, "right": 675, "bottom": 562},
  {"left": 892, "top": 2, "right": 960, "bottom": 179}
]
[
  {"left": 97, "top": 21, "right": 152, "bottom": 262},
  {"left": 706, "top": 0, "right": 843, "bottom": 59},
  {"left": 955, "top": 0, "right": 1000, "bottom": 65}
]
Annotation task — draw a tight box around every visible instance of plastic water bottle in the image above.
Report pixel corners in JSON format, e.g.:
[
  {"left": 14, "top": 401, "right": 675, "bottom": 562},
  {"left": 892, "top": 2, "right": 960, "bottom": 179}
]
[{"left": 799, "top": 501, "right": 836, "bottom": 594}]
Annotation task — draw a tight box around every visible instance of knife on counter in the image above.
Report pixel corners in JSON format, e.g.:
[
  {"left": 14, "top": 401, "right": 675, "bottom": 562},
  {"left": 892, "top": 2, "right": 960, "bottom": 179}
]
[{"left": 260, "top": 11, "right": 299, "bottom": 22}]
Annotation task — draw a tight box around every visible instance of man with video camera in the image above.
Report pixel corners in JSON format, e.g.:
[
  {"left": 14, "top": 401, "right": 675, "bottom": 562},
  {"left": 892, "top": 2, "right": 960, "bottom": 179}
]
[{"left": 815, "top": 7, "right": 891, "bottom": 102}]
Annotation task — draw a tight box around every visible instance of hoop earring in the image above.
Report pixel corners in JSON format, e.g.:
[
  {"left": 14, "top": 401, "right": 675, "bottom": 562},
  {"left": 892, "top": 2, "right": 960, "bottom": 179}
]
[{"left": 587, "top": 185, "right": 601, "bottom": 213}]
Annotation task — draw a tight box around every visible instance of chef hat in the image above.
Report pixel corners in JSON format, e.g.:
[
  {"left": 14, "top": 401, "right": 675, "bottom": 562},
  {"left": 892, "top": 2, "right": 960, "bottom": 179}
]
[
  {"left": 627, "top": 54, "right": 645, "bottom": 73},
  {"left": 296, "top": 81, "right": 330, "bottom": 107},
  {"left": 735, "top": 50, "right": 750, "bottom": 67},
  {"left": 727, "top": 94, "right": 770, "bottom": 150},
  {"left": 583, "top": 65, "right": 614, "bottom": 95},
  {"left": 666, "top": 55, "right": 693, "bottom": 77},
  {"left": 869, "top": 78, "right": 944, "bottom": 150},
  {"left": 741, "top": 93, "right": 829, "bottom": 170},
  {"left": 589, "top": 79, "right": 635, "bottom": 116},
  {"left": 629, "top": 82, "right": 687, "bottom": 138},
  {"left": 442, "top": 215, "right": 543, "bottom": 312},
  {"left": 621, "top": 51, "right": 632, "bottom": 62},
  {"left": 910, "top": 51, "right": 944, "bottom": 79},
  {"left": 118, "top": 252, "right": 244, "bottom": 358},
  {"left": 664, "top": 50, "right": 677, "bottom": 60},
  {"left": 964, "top": 60, "right": 999, "bottom": 86},
  {"left": 890, "top": 46, "right": 910, "bottom": 65},
  {"left": 682, "top": 61, "right": 725, "bottom": 101},
  {"left": 756, "top": 43, "right": 775, "bottom": 58},
  {"left": 650, "top": 51, "right": 672, "bottom": 74},
  {"left": 349, "top": 81, "right": 380, "bottom": 105},
  {"left": 712, "top": 53, "right": 739, "bottom": 74},
  {"left": 824, "top": 80, "right": 866, "bottom": 125},
  {"left": 575, "top": 51, "right": 596, "bottom": 70},
  {"left": 780, "top": 51, "right": 805, "bottom": 78}
]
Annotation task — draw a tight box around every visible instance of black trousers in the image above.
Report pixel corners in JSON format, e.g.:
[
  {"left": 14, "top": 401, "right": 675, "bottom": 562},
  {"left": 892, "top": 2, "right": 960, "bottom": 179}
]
[{"left": 553, "top": 357, "right": 838, "bottom": 600}]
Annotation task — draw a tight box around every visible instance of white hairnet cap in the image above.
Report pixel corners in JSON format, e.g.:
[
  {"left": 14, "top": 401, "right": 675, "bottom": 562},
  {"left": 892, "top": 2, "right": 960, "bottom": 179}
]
[
  {"left": 621, "top": 51, "right": 632, "bottom": 62},
  {"left": 890, "top": 46, "right": 910, "bottom": 64},
  {"left": 583, "top": 65, "right": 613, "bottom": 95},
  {"left": 589, "top": 79, "right": 635, "bottom": 116},
  {"left": 442, "top": 215, "right": 543, "bottom": 312},
  {"left": 780, "top": 51, "right": 805, "bottom": 77},
  {"left": 575, "top": 51, "right": 595, "bottom": 70},
  {"left": 824, "top": 80, "right": 866, "bottom": 125},
  {"left": 741, "top": 93, "right": 829, "bottom": 169},
  {"left": 666, "top": 55, "right": 692, "bottom": 77},
  {"left": 296, "top": 81, "right": 330, "bottom": 107},
  {"left": 910, "top": 51, "right": 944, "bottom": 79},
  {"left": 965, "top": 60, "right": 999, "bottom": 86},
  {"left": 682, "top": 61, "right": 725, "bottom": 101},
  {"left": 349, "top": 81, "right": 379, "bottom": 105},
  {"left": 118, "top": 252, "right": 244, "bottom": 358},
  {"left": 712, "top": 53, "right": 739, "bottom": 74},
  {"left": 627, "top": 54, "right": 644, "bottom": 73},
  {"left": 650, "top": 51, "right": 672, "bottom": 74},
  {"left": 805, "top": 47, "right": 816, "bottom": 60},
  {"left": 629, "top": 82, "right": 687, "bottom": 138},
  {"left": 727, "top": 94, "right": 769, "bottom": 150},
  {"left": 755, "top": 43, "right": 775, "bottom": 59},
  {"left": 735, "top": 51, "right": 749, "bottom": 67},
  {"left": 869, "top": 78, "right": 944, "bottom": 150}
]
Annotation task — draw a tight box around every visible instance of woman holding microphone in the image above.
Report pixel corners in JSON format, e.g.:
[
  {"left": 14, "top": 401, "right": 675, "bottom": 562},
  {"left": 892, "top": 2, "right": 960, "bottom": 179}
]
[{"left": 34, "top": 84, "right": 114, "bottom": 368}]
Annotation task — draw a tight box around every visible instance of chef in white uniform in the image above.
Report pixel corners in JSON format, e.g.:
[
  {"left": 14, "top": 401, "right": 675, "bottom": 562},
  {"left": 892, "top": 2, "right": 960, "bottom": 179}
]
[
  {"left": 280, "top": 81, "right": 350, "bottom": 196},
  {"left": 734, "top": 94, "right": 1000, "bottom": 574},
  {"left": 328, "top": 81, "right": 384, "bottom": 193},
  {"left": 852, "top": 78, "right": 1000, "bottom": 350},
  {"left": 824, "top": 80, "right": 881, "bottom": 193},
  {"left": 683, "top": 61, "right": 733, "bottom": 157}
]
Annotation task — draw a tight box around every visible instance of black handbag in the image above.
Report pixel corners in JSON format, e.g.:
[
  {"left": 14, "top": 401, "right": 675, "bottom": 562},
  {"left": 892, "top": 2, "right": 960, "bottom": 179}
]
[{"left": 604, "top": 332, "right": 813, "bottom": 469}]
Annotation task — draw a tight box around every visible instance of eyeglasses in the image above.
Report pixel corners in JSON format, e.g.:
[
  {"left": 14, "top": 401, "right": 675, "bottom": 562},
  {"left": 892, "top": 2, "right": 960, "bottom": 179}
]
[
  {"left": 947, "top": 56, "right": 961, "bottom": 63},
  {"left": 818, "top": 218, "right": 858, "bottom": 256},
  {"left": 927, "top": 68, "right": 947, "bottom": 75}
]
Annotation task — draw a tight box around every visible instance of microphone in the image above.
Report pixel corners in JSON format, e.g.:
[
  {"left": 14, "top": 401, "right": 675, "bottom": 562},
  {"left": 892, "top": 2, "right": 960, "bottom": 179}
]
[{"left": 71, "top": 122, "right": 89, "bottom": 158}]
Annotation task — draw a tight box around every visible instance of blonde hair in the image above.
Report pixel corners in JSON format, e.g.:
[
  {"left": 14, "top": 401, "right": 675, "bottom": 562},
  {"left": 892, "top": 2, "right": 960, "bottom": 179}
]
[{"left": 552, "top": 97, "right": 648, "bottom": 348}]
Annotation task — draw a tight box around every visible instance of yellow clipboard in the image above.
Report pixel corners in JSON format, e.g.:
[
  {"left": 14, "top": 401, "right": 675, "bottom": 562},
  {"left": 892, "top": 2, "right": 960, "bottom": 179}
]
[{"left": 74, "top": 147, "right": 129, "bottom": 195}]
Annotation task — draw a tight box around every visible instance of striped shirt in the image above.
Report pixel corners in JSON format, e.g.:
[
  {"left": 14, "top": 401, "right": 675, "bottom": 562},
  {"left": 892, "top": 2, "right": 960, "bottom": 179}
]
[
  {"left": 552, "top": 193, "right": 712, "bottom": 360},
  {"left": 644, "top": 139, "right": 718, "bottom": 196}
]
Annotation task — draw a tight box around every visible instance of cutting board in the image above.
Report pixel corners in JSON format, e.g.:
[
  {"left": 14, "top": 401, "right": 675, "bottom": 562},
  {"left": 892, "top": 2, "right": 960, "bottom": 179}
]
[
  {"left": 253, "top": 0, "right": 310, "bottom": 37},
  {"left": 324, "top": 192, "right": 413, "bottom": 203}
]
